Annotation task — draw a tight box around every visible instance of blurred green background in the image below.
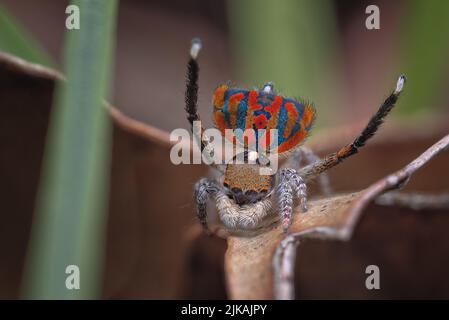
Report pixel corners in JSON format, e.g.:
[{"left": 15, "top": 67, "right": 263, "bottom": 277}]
[{"left": 0, "top": 0, "right": 448, "bottom": 299}]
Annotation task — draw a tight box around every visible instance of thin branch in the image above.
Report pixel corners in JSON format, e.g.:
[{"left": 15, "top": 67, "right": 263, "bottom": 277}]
[
  {"left": 273, "top": 236, "right": 299, "bottom": 300},
  {"left": 376, "top": 191, "right": 449, "bottom": 210},
  {"left": 273, "top": 133, "right": 449, "bottom": 300}
]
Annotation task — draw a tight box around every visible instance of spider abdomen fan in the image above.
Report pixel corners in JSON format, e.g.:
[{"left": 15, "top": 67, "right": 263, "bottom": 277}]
[{"left": 213, "top": 85, "right": 315, "bottom": 153}]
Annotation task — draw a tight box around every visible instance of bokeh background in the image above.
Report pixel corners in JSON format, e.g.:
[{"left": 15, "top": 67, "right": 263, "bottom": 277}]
[
  {"left": 3, "top": 0, "right": 449, "bottom": 130},
  {"left": 0, "top": 0, "right": 448, "bottom": 299}
]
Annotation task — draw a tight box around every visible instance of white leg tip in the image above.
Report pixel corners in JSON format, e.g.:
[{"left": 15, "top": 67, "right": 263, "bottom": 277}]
[
  {"left": 395, "top": 74, "right": 406, "bottom": 94},
  {"left": 190, "top": 38, "right": 202, "bottom": 60},
  {"left": 282, "top": 218, "right": 291, "bottom": 233},
  {"left": 262, "top": 82, "right": 274, "bottom": 94}
]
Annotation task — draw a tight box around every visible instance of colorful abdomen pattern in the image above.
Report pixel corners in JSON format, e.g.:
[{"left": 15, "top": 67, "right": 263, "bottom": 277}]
[{"left": 213, "top": 84, "right": 315, "bottom": 153}]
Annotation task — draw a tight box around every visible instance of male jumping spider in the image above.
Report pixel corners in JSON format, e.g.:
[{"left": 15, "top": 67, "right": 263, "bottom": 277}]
[{"left": 185, "top": 38, "right": 406, "bottom": 234}]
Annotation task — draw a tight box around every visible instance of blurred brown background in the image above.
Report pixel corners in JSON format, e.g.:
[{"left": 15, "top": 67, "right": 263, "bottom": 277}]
[
  {"left": 1, "top": 0, "right": 449, "bottom": 300},
  {"left": 4, "top": 0, "right": 447, "bottom": 132}
]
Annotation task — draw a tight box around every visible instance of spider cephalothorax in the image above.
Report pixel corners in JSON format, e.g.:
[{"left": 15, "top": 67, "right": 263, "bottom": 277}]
[
  {"left": 185, "top": 38, "right": 406, "bottom": 233},
  {"left": 223, "top": 160, "right": 274, "bottom": 205}
]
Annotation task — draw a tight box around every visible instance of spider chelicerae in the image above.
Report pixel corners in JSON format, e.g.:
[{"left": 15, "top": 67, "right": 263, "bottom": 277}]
[{"left": 185, "top": 38, "right": 406, "bottom": 234}]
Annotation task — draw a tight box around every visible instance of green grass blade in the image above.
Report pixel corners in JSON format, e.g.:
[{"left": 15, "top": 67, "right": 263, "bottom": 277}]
[
  {"left": 22, "top": 0, "right": 118, "bottom": 299},
  {"left": 0, "top": 5, "right": 54, "bottom": 67}
]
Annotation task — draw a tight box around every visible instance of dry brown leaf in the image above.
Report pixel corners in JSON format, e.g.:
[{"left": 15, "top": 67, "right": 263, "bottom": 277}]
[{"left": 224, "top": 134, "right": 449, "bottom": 300}]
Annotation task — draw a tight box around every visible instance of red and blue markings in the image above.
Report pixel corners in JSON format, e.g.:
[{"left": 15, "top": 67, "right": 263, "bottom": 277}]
[{"left": 213, "top": 85, "right": 315, "bottom": 153}]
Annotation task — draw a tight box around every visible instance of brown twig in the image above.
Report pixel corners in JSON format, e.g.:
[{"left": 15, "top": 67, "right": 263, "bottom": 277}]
[
  {"left": 376, "top": 191, "right": 449, "bottom": 210},
  {"left": 273, "top": 133, "right": 449, "bottom": 300},
  {"left": 273, "top": 236, "right": 299, "bottom": 300}
]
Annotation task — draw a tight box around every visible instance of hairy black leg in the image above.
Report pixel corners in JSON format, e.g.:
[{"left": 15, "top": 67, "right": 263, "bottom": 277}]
[
  {"left": 184, "top": 38, "right": 208, "bottom": 151},
  {"left": 185, "top": 39, "right": 224, "bottom": 171},
  {"left": 185, "top": 38, "right": 201, "bottom": 126},
  {"left": 299, "top": 75, "right": 406, "bottom": 181},
  {"left": 194, "top": 178, "right": 219, "bottom": 233},
  {"left": 277, "top": 168, "right": 307, "bottom": 233}
]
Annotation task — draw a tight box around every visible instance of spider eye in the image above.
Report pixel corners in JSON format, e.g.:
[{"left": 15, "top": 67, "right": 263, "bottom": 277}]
[{"left": 231, "top": 187, "right": 243, "bottom": 195}]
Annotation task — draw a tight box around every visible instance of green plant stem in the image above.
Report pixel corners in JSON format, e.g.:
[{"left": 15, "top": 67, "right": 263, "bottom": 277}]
[{"left": 22, "top": 0, "right": 118, "bottom": 299}]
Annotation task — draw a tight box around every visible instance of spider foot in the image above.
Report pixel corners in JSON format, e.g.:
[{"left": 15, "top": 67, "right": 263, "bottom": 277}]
[
  {"left": 300, "top": 197, "right": 308, "bottom": 213},
  {"left": 282, "top": 217, "right": 292, "bottom": 234},
  {"left": 297, "top": 176, "right": 308, "bottom": 213},
  {"left": 277, "top": 168, "right": 308, "bottom": 233},
  {"left": 194, "top": 178, "right": 219, "bottom": 234}
]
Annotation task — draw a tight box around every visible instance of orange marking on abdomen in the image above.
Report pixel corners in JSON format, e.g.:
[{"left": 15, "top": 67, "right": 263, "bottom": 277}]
[
  {"left": 279, "top": 129, "right": 307, "bottom": 153},
  {"left": 265, "top": 95, "right": 282, "bottom": 114},
  {"left": 265, "top": 96, "right": 283, "bottom": 135},
  {"left": 228, "top": 93, "right": 245, "bottom": 128},
  {"left": 213, "top": 85, "right": 228, "bottom": 109},
  {"left": 248, "top": 91, "right": 262, "bottom": 110},
  {"left": 301, "top": 104, "right": 315, "bottom": 128},
  {"left": 254, "top": 114, "right": 268, "bottom": 129},
  {"left": 229, "top": 92, "right": 244, "bottom": 107},
  {"left": 249, "top": 90, "right": 258, "bottom": 105},
  {"left": 214, "top": 111, "right": 226, "bottom": 134},
  {"left": 283, "top": 102, "right": 299, "bottom": 139}
]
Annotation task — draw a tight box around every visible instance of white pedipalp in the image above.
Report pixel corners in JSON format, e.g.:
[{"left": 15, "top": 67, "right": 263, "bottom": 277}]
[{"left": 214, "top": 191, "right": 273, "bottom": 230}]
